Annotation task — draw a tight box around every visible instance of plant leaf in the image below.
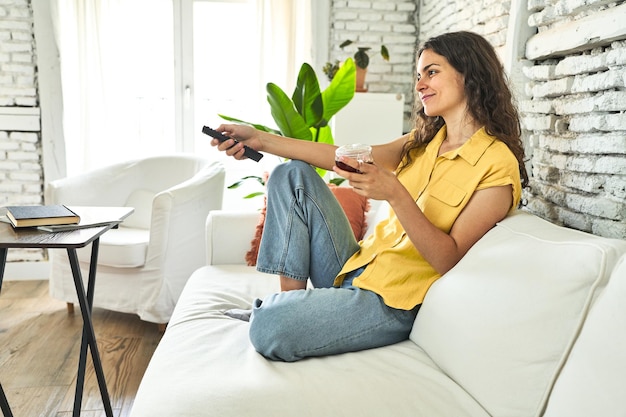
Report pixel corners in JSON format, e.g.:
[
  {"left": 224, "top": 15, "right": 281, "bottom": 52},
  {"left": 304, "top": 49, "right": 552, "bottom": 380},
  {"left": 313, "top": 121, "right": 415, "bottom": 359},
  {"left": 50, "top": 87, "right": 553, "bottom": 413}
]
[
  {"left": 227, "top": 180, "right": 245, "bottom": 190},
  {"left": 310, "top": 125, "right": 334, "bottom": 177},
  {"left": 243, "top": 191, "right": 265, "bottom": 199},
  {"left": 321, "top": 57, "right": 356, "bottom": 122},
  {"left": 292, "top": 63, "right": 323, "bottom": 128},
  {"left": 339, "top": 40, "right": 353, "bottom": 49},
  {"left": 267, "top": 83, "right": 312, "bottom": 141},
  {"left": 381, "top": 45, "right": 390, "bottom": 61},
  {"left": 218, "top": 114, "right": 281, "bottom": 135},
  {"left": 354, "top": 48, "right": 370, "bottom": 68},
  {"left": 227, "top": 175, "right": 265, "bottom": 189},
  {"left": 328, "top": 177, "right": 346, "bottom": 186},
  {"left": 314, "top": 125, "right": 334, "bottom": 145},
  {"left": 242, "top": 175, "right": 266, "bottom": 186}
]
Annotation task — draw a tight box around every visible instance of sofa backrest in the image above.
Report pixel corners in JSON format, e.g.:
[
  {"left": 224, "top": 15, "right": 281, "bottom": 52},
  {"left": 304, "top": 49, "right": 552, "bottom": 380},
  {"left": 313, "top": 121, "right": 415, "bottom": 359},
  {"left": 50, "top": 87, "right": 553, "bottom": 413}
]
[
  {"left": 542, "top": 254, "right": 626, "bottom": 417},
  {"left": 363, "top": 199, "right": 387, "bottom": 239},
  {"left": 409, "top": 210, "right": 626, "bottom": 417}
]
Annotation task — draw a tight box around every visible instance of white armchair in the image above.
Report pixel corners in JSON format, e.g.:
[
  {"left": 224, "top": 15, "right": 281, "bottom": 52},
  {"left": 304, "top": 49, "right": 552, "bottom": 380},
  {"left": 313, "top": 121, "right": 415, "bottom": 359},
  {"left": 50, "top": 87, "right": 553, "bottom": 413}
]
[{"left": 44, "top": 154, "right": 225, "bottom": 326}]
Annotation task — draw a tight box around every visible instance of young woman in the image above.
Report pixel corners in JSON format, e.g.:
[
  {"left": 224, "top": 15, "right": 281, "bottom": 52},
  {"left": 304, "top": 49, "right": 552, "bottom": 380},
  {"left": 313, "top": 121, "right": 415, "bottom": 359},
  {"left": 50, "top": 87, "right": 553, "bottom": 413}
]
[{"left": 211, "top": 31, "right": 528, "bottom": 362}]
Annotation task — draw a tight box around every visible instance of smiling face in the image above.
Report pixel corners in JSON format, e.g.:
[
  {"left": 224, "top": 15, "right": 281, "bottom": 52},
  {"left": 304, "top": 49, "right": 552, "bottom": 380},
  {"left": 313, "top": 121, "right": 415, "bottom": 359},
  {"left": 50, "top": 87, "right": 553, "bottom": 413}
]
[{"left": 415, "top": 49, "right": 468, "bottom": 122}]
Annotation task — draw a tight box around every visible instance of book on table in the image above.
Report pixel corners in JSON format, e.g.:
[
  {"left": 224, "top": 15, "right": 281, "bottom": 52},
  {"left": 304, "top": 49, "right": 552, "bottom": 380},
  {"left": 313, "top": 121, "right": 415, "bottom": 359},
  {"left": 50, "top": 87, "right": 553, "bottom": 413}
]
[
  {"left": 4, "top": 205, "right": 80, "bottom": 228},
  {"left": 35, "top": 206, "right": 133, "bottom": 232}
]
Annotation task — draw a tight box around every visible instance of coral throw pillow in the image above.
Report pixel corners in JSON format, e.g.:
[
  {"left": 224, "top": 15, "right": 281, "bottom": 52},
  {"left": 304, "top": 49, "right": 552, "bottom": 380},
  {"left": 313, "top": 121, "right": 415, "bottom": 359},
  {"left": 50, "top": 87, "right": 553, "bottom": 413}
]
[
  {"left": 327, "top": 184, "right": 370, "bottom": 240},
  {"left": 245, "top": 185, "right": 370, "bottom": 266}
]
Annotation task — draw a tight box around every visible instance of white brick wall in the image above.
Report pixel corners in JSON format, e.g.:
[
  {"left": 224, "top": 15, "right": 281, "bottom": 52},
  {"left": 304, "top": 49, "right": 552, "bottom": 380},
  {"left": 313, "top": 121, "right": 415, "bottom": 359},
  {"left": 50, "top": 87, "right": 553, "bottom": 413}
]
[
  {"left": 521, "top": 1, "right": 626, "bottom": 239},
  {"left": 417, "top": 0, "right": 626, "bottom": 239},
  {"left": 329, "top": 0, "right": 418, "bottom": 131},
  {"left": 331, "top": 0, "right": 512, "bottom": 130},
  {"left": 0, "top": 0, "right": 44, "bottom": 262},
  {"left": 419, "top": 0, "right": 512, "bottom": 48},
  {"left": 0, "top": 0, "right": 36, "bottom": 106}
]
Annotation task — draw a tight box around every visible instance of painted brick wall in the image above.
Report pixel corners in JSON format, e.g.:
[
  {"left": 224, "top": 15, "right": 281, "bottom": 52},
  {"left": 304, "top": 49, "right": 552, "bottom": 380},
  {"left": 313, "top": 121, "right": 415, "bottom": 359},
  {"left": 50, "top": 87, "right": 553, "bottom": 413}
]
[
  {"left": 416, "top": 0, "right": 626, "bottom": 239},
  {"left": 521, "top": 3, "right": 626, "bottom": 239},
  {"left": 0, "top": 0, "right": 36, "bottom": 107},
  {"left": 419, "top": 0, "right": 511, "bottom": 48},
  {"left": 0, "top": 0, "right": 44, "bottom": 262},
  {"left": 329, "top": 0, "right": 418, "bottom": 131}
]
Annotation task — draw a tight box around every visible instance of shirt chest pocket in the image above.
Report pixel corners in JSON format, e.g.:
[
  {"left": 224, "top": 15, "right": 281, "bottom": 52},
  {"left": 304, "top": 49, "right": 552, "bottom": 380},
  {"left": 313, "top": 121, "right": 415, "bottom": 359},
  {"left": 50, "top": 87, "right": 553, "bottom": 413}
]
[{"left": 427, "top": 179, "right": 467, "bottom": 208}]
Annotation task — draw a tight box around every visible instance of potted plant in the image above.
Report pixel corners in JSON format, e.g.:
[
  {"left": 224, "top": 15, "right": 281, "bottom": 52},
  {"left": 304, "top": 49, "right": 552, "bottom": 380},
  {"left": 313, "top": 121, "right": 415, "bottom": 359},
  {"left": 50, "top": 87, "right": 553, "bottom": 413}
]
[
  {"left": 324, "top": 40, "right": 390, "bottom": 92},
  {"left": 220, "top": 57, "right": 357, "bottom": 196},
  {"left": 322, "top": 60, "right": 342, "bottom": 82}
]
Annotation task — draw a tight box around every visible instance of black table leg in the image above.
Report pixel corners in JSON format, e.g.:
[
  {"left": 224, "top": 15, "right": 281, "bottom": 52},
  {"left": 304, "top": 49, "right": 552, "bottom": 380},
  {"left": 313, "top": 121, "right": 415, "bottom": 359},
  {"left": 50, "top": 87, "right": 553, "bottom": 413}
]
[
  {"left": 71, "top": 239, "right": 99, "bottom": 415},
  {"left": 0, "top": 248, "right": 7, "bottom": 291},
  {"left": 0, "top": 248, "right": 14, "bottom": 417},
  {"left": 67, "top": 240, "right": 113, "bottom": 417},
  {"left": 0, "top": 383, "right": 13, "bottom": 417}
]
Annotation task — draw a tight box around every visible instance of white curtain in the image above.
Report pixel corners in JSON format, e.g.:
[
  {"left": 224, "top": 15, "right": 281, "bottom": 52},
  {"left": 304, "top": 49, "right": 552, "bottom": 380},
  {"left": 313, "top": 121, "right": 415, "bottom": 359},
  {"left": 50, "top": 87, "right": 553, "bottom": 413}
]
[
  {"left": 51, "top": 0, "right": 313, "bottom": 177},
  {"left": 257, "top": 0, "right": 312, "bottom": 96}
]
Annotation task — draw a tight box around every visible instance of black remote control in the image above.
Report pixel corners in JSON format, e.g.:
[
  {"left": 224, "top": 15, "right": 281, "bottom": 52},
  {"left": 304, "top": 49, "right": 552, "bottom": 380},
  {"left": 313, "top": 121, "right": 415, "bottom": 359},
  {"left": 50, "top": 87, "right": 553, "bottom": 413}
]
[{"left": 201, "top": 126, "right": 263, "bottom": 162}]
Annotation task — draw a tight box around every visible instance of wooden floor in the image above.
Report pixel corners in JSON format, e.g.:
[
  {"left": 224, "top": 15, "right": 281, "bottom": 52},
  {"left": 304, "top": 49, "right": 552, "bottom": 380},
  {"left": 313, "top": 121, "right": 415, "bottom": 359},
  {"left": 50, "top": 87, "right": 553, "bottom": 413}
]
[{"left": 0, "top": 280, "right": 163, "bottom": 417}]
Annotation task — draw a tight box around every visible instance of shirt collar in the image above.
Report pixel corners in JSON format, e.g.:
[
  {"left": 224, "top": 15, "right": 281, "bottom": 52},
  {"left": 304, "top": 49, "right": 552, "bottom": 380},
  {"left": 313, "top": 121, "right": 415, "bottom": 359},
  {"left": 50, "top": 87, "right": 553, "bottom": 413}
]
[{"left": 428, "top": 125, "right": 495, "bottom": 166}]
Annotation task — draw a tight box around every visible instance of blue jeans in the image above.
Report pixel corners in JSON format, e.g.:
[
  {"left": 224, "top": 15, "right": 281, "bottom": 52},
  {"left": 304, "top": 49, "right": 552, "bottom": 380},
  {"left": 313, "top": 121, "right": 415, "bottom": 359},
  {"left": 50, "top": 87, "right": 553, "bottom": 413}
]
[{"left": 251, "top": 160, "right": 419, "bottom": 362}]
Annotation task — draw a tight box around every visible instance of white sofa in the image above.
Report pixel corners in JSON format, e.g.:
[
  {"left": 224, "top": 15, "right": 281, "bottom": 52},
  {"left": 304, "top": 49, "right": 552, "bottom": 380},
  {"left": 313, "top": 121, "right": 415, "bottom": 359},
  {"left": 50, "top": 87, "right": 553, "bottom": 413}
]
[{"left": 130, "top": 202, "right": 626, "bottom": 417}]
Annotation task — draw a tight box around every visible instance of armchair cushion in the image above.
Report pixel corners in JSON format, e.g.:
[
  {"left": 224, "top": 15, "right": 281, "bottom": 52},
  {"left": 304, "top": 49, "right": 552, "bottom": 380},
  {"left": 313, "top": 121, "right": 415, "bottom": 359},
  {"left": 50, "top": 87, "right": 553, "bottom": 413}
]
[{"left": 75, "top": 227, "right": 149, "bottom": 268}]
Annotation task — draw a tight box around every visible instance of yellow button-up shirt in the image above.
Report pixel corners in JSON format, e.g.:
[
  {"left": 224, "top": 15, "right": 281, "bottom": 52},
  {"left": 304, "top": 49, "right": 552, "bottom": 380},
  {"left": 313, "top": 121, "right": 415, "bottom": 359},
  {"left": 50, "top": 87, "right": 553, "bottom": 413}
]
[{"left": 335, "top": 126, "right": 522, "bottom": 310}]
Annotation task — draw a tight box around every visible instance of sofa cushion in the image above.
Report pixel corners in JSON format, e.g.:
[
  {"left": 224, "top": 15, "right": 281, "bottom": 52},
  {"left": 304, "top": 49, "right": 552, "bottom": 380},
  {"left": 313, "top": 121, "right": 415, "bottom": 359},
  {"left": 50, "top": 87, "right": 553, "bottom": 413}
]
[
  {"left": 543, "top": 254, "right": 626, "bottom": 417},
  {"left": 410, "top": 210, "right": 626, "bottom": 417},
  {"left": 130, "top": 266, "right": 492, "bottom": 417}
]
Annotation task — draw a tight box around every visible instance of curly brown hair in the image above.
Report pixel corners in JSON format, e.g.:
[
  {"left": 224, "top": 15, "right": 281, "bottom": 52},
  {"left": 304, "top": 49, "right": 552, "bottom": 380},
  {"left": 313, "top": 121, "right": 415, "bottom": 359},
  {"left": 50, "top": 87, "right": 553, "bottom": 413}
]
[{"left": 400, "top": 31, "right": 528, "bottom": 188}]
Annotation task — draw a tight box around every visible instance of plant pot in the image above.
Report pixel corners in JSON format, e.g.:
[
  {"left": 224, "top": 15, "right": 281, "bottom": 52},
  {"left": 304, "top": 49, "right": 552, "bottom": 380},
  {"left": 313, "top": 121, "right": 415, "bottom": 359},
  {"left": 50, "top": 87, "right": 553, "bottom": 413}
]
[{"left": 356, "top": 66, "right": 368, "bottom": 92}]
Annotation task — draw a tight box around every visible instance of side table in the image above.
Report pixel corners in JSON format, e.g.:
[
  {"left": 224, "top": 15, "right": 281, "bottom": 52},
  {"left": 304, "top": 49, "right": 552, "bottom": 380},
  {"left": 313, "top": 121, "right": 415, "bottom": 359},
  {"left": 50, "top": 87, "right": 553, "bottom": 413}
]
[{"left": 0, "top": 206, "right": 134, "bottom": 417}]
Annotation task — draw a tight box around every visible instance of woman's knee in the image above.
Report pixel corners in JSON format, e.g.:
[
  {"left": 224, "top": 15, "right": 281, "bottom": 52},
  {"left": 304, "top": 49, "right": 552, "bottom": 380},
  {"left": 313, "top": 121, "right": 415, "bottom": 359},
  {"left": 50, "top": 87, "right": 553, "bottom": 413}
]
[
  {"left": 268, "top": 160, "right": 310, "bottom": 183},
  {"left": 249, "top": 302, "right": 300, "bottom": 362},
  {"left": 265, "top": 160, "right": 307, "bottom": 201}
]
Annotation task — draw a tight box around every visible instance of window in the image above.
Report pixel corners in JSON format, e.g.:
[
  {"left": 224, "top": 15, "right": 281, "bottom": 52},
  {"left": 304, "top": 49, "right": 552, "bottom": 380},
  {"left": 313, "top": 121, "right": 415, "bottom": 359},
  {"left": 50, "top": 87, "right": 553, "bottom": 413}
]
[
  {"left": 190, "top": 1, "right": 266, "bottom": 155},
  {"left": 51, "top": 0, "right": 322, "bottom": 208},
  {"left": 54, "top": 0, "right": 176, "bottom": 175}
]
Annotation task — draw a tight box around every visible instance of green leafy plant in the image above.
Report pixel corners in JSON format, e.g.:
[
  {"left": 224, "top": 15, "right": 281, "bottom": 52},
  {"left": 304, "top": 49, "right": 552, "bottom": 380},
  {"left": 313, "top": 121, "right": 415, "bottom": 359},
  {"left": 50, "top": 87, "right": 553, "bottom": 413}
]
[
  {"left": 323, "top": 41, "right": 389, "bottom": 82},
  {"left": 221, "top": 57, "right": 356, "bottom": 146},
  {"left": 340, "top": 40, "right": 390, "bottom": 69},
  {"left": 322, "top": 60, "right": 341, "bottom": 81},
  {"left": 221, "top": 58, "right": 357, "bottom": 197},
  {"left": 226, "top": 174, "right": 267, "bottom": 200}
]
